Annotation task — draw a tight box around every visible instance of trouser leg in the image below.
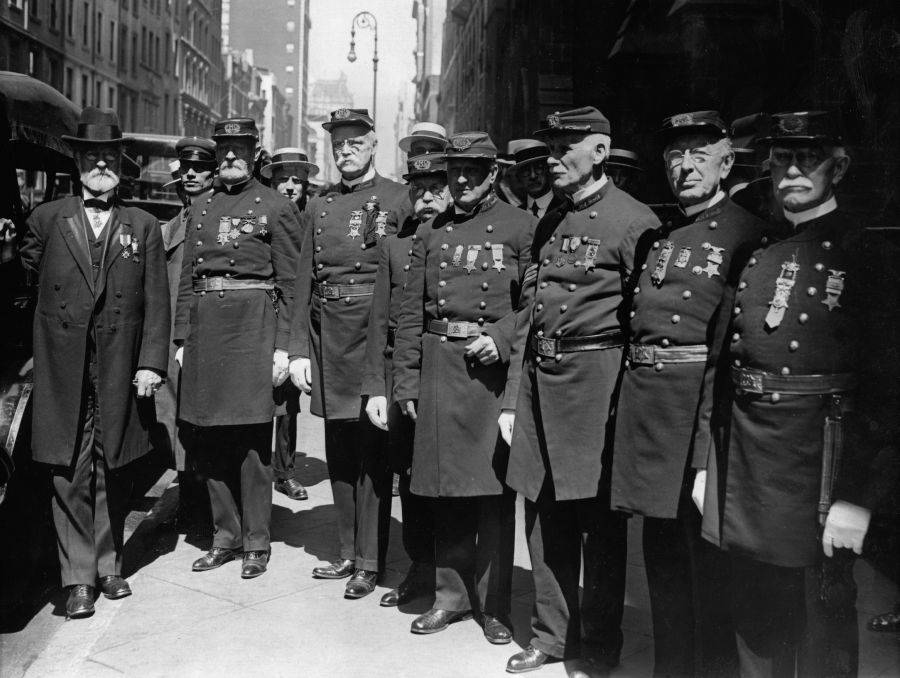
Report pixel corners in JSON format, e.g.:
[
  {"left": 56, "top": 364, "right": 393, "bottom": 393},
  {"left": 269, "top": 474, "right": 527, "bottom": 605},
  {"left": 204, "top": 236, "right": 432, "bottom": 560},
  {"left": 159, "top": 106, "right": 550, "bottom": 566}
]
[
  {"left": 399, "top": 472, "right": 434, "bottom": 568},
  {"left": 237, "top": 423, "right": 273, "bottom": 552},
  {"left": 324, "top": 421, "right": 357, "bottom": 562},
  {"left": 199, "top": 427, "right": 242, "bottom": 551},
  {"left": 475, "top": 489, "right": 515, "bottom": 618},
  {"left": 526, "top": 495, "right": 580, "bottom": 659},
  {"left": 272, "top": 384, "right": 299, "bottom": 481},
  {"left": 354, "top": 420, "right": 390, "bottom": 571},
  {"left": 730, "top": 554, "right": 804, "bottom": 678},
  {"left": 94, "top": 453, "right": 132, "bottom": 578},
  {"left": 433, "top": 497, "right": 477, "bottom": 612}
]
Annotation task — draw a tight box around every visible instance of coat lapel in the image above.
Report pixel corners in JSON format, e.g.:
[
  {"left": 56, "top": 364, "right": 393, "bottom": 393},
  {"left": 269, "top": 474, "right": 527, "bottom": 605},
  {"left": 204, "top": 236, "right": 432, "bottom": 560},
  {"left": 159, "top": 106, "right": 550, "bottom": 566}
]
[
  {"left": 98, "top": 207, "right": 126, "bottom": 300},
  {"left": 59, "top": 201, "right": 94, "bottom": 293}
]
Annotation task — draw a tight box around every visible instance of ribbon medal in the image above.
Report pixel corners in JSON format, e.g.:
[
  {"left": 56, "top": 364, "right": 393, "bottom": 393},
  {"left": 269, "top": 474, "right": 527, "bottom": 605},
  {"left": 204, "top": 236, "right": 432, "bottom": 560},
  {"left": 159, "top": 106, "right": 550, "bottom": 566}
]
[
  {"left": 258, "top": 215, "right": 268, "bottom": 236},
  {"left": 674, "top": 247, "right": 691, "bottom": 268},
  {"left": 347, "top": 211, "right": 363, "bottom": 239},
  {"left": 465, "top": 245, "right": 482, "bottom": 273},
  {"left": 651, "top": 240, "right": 675, "bottom": 286},
  {"left": 451, "top": 245, "right": 464, "bottom": 267},
  {"left": 556, "top": 237, "right": 570, "bottom": 267},
  {"left": 491, "top": 244, "right": 506, "bottom": 272},
  {"left": 119, "top": 232, "right": 132, "bottom": 259},
  {"left": 696, "top": 243, "right": 725, "bottom": 278},
  {"left": 375, "top": 211, "right": 389, "bottom": 238},
  {"left": 582, "top": 238, "right": 601, "bottom": 272},
  {"left": 239, "top": 215, "right": 257, "bottom": 234},
  {"left": 218, "top": 217, "right": 231, "bottom": 245},
  {"left": 822, "top": 269, "right": 846, "bottom": 311},
  {"left": 765, "top": 256, "right": 799, "bottom": 329}
]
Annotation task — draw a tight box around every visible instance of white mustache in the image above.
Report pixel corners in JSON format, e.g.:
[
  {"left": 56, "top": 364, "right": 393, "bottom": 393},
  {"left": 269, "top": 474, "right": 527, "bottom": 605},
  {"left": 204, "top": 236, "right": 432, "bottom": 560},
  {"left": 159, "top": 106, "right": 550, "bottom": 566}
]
[
  {"left": 778, "top": 177, "right": 813, "bottom": 190},
  {"left": 81, "top": 169, "right": 119, "bottom": 191}
]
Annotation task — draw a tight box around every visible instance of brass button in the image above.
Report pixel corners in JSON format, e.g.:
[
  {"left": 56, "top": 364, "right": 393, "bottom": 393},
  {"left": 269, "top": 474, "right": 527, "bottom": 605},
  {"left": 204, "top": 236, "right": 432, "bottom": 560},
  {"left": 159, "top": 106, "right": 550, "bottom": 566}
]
[
  {"left": 589, "top": 211, "right": 597, "bottom": 219},
  {"left": 326, "top": 197, "right": 334, "bottom": 203},
  {"left": 481, "top": 262, "right": 489, "bottom": 270},
  {"left": 815, "top": 263, "right": 824, "bottom": 272},
  {"left": 733, "top": 359, "right": 741, "bottom": 367},
  {"left": 440, "top": 336, "right": 447, "bottom": 342},
  {"left": 633, "top": 286, "right": 640, "bottom": 295},
  {"left": 555, "top": 353, "right": 563, "bottom": 362},
  {"left": 197, "top": 257, "right": 204, "bottom": 263},
  {"left": 439, "top": 281, "right": 446, "bottom": 287},
  {"left": 781, "top": 366, "right": 791, "bottom": 375},
  {"left": 798, "top": 313, "right": 809, "bottom": 324},
  {"left": 317, "top": 263, "right": 324, "bottom": 270},
  {"left": 761, "top": 236, "right": 768, "bottom": 245},
  {"left": 560, "top": 304, "right": 567, "bottom": 312},
  {"left": 629, "top": 310, "right": 636, "bottom": 318},
  {"left": 486, "top": 225, "right": 493, "bottom": 232},
  {"left": 344, "top": 298, "right": 352, "bottom": 305},
  {"left": 733, "top": 306, "right": 741, "bottom": 316},
  {"left": 671, "top": 314, "right": 680, "bottom": 323},
  {"left": 199, "top": 291, "right": 206, "bottom": 297},
  {"left": 789, "top": 340, "right": 799, "bottom": 351},
  {"left": 732, "top": 332, "right": 740, "bottom": 342},
  {"left": 218, "top": 291, "right": 225, "bottom": 298},
  {"left": 771, "top": 392, "right": 781, "bottom": 403},
  {"left": 316, "top": 228, "right": 322, "bottom": 234},
  {"left": 230, "top": 258, "right": 236, "bottom": 266},
  {"left": 692, "top": 265, "right": 703, "bottom": 275},
  {"left": 807, "top": 287, "right": 816, "bottom": 296},
  {"left": 738, "top": 281, "right": 747, "bottom": 290},
  {"left": 439, "top": 262, "right": 447, "bottom": 269},
  {"left": 536, "top": 330, "right": 544, "bottom": 337},
  {"left": 315, "top": 246, "right": 322, "bottom": 252},
  {"left": 822, "top": 240, "right": 832, "bottom": 250},
  {"left": 196, "top": 241, "right": 202, "bottom": 247},
  {"left": 568, "top": 284, "right": 576, "bottom": 292},
  {"left": 201, "top": 210, "right": 207, "bottom": 215},
  {"left": 653, "top": 241, "right": 660, "bottom": 249},
  {"left": 481, "top": 282, "right": 488, "bottom": 290},
  {"left": 661, "top": 338, "right": 670, "bottom": 347},
  {"left": 682, "top": 290, "right": 691, "bottom": 299},
  {"left": 59, "top": 301, "right": 66, "bottom": 308},
  {"left": 438, "top": 299, "right": 446, "bottom": 306},
  {"left": 479, "top": 301, "right": 487, "bottom": 309},
  {"left": 355, "top": 262, "right": 361, "bottom": 270},
  {"left": 641, "top": 263, "right": 647, "bottom": 271},
  {"left": 233, "top": 242, "right": 239, "bottom": 249},
  {"left": 254, "top": 197, "right": 261, "bottom": 203},
  {"left": 247, "top": 209, "right": 254, "bottom": 215},
  {"left": 535, "top": 355, "right": 542, "bottom": 363},
  {"left": 581, "top": 236, "right": 589, "bottom": 244},
  {"left": 748, "top": 257, "right": 757, "bottom": 267},
  {"left": 360, "top": 244, "right": 366, "bottom": 250},
  {"left": 445, "top": 225, "right": 453, "bottom": 232},
  {"left": 349, "top": 278, "right": 356, "bottom": 285},
  {"left": 477, "top": 318, "right": 484, "bottom": 324},
  {"left": 196, "top": 224, "right": 202, "bottom": 230},
  {"left": 408, "top": 249, "right": 413, "bottom": 256},
  {"left": 709, "top": 220, "right": 717, "bottom": 229},
  {"left": 320, "top": 212, "right": 327, "bottom": 217},
  {"left": 549, "top": 236, "right": 556, "bottom": 244},
  {"left": 654, "top": 362, "right": 664, "bottom": 372},
  {"left": 536, "top": 303, "right": 544, "bottom": 311},
  {"left": 403, "top": 264, "right": 410, "bottom": 271},
  {"left": 484, "top": 241, "right": 492, "bottom": 248},
  {"left": 540, "top": 282, "right": 548, "bottom": 288},
  {"left": 554, "top": 330, "right": 562, "bottom": 337},
  {"left": 441, "top": 243, "right": 449, "bottom": 250}
]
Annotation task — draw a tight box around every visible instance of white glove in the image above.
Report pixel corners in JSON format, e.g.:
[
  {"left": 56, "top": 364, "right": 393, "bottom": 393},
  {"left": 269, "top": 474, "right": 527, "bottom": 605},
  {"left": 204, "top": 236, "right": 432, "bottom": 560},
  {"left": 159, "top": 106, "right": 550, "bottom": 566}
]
[
  {"left": 289, "top": 357, "right": 312, "bottom": 393},
  {"left": 464, "top": 334, "right": 500, "bottom": 365},
  {"left": 692, "top": 469, "right": 707, "bottom": 515},
  {"left": 133, "top": 369, "right": 162, "bottom": 398},
  {"left": 365, "top": 396, "right": 389, "bottom": 431},
  {"left": 822, "top": 500, "right": 871, "bottom": 557},
  {"left": 175, "top": 346, "right": 184, "bottom": 367},
  {"left": 498, "top": 409, "right": 515, "bottom": 446},
  {"left": 272, "top": 349, "right": 289, "bottom": 387}
]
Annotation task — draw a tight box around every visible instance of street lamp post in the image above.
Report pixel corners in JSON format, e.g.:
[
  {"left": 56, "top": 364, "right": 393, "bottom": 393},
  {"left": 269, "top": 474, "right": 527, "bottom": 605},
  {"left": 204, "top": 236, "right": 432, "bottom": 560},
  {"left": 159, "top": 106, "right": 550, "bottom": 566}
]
[{"left": 346, "top": 11, "right": 378, "bottom": 121}]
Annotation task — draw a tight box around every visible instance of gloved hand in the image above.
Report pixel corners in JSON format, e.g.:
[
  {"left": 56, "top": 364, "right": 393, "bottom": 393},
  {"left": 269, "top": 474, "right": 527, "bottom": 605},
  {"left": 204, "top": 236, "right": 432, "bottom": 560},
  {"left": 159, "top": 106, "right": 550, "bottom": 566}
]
[
  {"left": 465, "top": 334, "right": 499, "bottom": 365},
  {"left": 273, "top": 349, "right": 289, "bottom": 387},
  {"left": 289, "top": 357, "right": 312, "bottom": 393},
  {"left": 822, "top": 500, "right": 871, "bottom": 557},
  {"left": 692, "top": 469, "right": 707, "bottom": 514},
  {"left": 175, "top": 346, "right": 184, "bottom": 367},
  {"left": 133, "top": 369, "right": 162, "bottom": 397},
  {"left": 498, "top": 409, "right": 515, "bottom": 445},
  {"left": 365, "top": 396, "right": 389, "bottom": 431}
]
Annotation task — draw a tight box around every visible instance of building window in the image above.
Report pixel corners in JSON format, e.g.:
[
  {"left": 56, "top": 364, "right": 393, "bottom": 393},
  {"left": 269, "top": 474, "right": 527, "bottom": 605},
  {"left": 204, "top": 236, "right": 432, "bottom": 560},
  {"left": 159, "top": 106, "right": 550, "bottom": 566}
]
[
  {"left": 95, "top": 80, "right": 101, "bottom": 106},
  {"left": 96, "top": 12, "right": 102, "bottom": 52},
  {"left": 82, "top": 2, "right": 88, "bottom": 45},
  {"left": 28, "top": 48, "right": 36, "bottom": 76},
  {"left": 131, "top": 31, "right": 137, "bottom": 72},
  {"left": 66, "top": 0, "right": 73, "bottom": 35},
  {"left": 285, "top": 87, "right": 294, "bottom": 95},
  {"left": 8, "top": 0, "right": 24, "bottom": 10},
  {"left": 28, "top": 0, "right": 37, "bottom": 18},
  {"left": 50, "top": 0, "right": 58, "bottom": 28},
  {"left": 286, "top": 20, "right": 295, "bottom": 31},
  {"left": 109, "top": 20, "right": 115, "bottom": 59},
  {"left": 286, "top": 43, "right": 294, "bottom": 53},
  {"left": 285, "top": 64, "right": 294, "bottom": 73},
  {"left": 108, "top": 85, "right": 115, "bottom": 108},
  {"left": 65, "top": 66, "right": 73, "bottom": 98},
  {"left": 164, "top": 32, "right": 169, "bottom": 72},
  {"left": 80, "top": 73, "right": 88, "bottom": 107},
  {"left": 141, "top": 27, "right": 146, "bottom": 64},
  {"left": 155, "top": 35, "right": 160, "bottom": 70},
  {"left": 119, "top": 25, "right": 127, "bottom": 64}
]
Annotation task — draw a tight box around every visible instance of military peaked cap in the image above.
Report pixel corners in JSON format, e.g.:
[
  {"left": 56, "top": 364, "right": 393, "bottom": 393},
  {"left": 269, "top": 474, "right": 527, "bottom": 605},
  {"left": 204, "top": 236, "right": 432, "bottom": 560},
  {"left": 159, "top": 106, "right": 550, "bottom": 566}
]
[
  {"left": 176, "top": 136, "right": 217, "bottom": 164},
  {"left": 757, "top": 111, "right": 843, "bottom": 145},
  {"left": 657, "top": 110, "right": 728, "bottom": 146},
  {"left": 323, "top": 108, "right": 375, "bottom": 132},
  {"left": 402, "top": 153, "right": 447, "bottom": 181},
  {"left": 213, "top": 117, "right": 259, "bottom": 139},
  {"left": 534, "top": 107, "right": 611, "bottom": 138},
  {"left": 444, "top": 132, "right": 497, "bottom": 160}
]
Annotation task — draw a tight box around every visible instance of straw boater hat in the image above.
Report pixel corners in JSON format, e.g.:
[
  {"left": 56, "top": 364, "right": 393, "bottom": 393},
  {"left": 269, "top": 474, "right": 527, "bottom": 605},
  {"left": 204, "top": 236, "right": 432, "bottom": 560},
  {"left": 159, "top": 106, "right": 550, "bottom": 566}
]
[
  {"left": 62, "top": 107, "right": 133, "bottom": 146},
  {"left": 398, "top": 122, "right": 448, "bottom": 154},
  {"left": 259, "top": 147, "right": 320, "bottom": 181}
]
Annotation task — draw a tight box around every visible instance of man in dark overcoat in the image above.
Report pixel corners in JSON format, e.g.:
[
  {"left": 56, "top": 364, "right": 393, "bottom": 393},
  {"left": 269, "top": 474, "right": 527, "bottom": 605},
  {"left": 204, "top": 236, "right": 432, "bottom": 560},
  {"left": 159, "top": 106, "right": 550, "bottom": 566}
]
[
  {"left": 361, "top": 147, "right": 450, "bottom": 609},
  {"left": 701, "top": 111, "right": 900, "bottom": 677},
  {"left": 19, "top": 107, "right": 170, "bottom": 618},
  {"left": 288, "top": 108, "right": 411, "bottom": 599},
  {"left": 260, "top": 147, "right": 319, "bottom": 502},
  {"left": 500, "top": 107, "right": 659, "bottom": 674},
  {"left": 610, "top": 111, "right": 768, "bottom": 677},
  {"left": 174, "top": 117, "right": 303, "bottom": 579},
  {"left": 392, "top": 131, "right": 535, "bottom": 643}
]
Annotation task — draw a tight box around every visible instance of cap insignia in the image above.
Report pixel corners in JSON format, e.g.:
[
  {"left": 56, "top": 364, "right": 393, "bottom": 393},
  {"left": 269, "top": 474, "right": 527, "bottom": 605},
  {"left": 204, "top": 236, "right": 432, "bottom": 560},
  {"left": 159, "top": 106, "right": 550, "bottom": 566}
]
[
  {"left": 451, "top": 136, "right": 472, "bottom": 151},
  {"left": 672, "top": 113, "right": 693, "bottom": 127},
  {"left": 224, "top": 123, "right": 241, "bottom": 135},
  {"left": 778, "top": 114, "right": 805, "bottom": 134},
  {"left": 548, "top": 114, "right": 561, "bottom": 129},
  {"left": 413, "top": 158, "right": 432, "bottom": 170},
  {"left": 335, "top": 108, "right": 351, "bottom": 120}
]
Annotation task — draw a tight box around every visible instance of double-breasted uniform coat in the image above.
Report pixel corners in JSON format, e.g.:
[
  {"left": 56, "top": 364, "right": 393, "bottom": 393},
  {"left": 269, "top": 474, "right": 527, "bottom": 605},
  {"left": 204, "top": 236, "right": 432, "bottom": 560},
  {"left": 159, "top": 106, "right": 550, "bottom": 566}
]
[
  {"left": 506, "top": 178, "right": 658, "bottom": 661},
  {"left": 20, "top": 195, "right": 169, "bottom": 585},
  {"left": 702, "top": 206, "right": 900, "bottom": 676},
  {"left": 392, "top": 194, "right": 534, "bottom": 616},
  {"left": 288, "top": 172, "right": 410, "bottom": 572},
  {"left": 611, "top": 195, "right": 767, "bottom": 675}
]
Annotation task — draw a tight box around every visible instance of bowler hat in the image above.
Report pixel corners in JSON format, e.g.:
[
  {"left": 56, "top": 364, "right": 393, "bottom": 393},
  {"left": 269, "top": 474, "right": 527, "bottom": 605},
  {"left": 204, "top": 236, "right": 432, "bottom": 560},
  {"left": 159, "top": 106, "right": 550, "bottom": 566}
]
[
  {"left": 657, "top": 111, "right": 728, "bottom": 146},
  {"left": 213, "top": 117, "right": 259, "bottom": 139},
  {"left": 402, "top": 153, "right": 447, "bottom": 181},
  {"left": 260, "top": 147, "right": 320, "bottom": 180},
  {"left": 62, "top": 107, "right": 133, "bottom": 146},
  {"left": 323, "top": 108, "right": 375, "bottom": 133},
  {"left": 444, "top": 132, "right": 497, "bottom": 160},
  {"left": 534, "top": 107, "right": 611, "bottom": 138},
  {"left": 509, "top": 139, "right": 550, "bottom": 172},
  {"left": 399, "top": 122, "right": 447, "bottom": 154}
]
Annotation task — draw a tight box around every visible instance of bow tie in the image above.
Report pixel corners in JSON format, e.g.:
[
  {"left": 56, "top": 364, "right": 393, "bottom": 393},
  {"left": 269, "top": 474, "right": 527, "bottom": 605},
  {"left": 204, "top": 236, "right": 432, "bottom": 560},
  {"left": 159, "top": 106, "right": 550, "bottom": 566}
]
[{"left": 84, "top": 198, "right": 112, "bottom": 210}]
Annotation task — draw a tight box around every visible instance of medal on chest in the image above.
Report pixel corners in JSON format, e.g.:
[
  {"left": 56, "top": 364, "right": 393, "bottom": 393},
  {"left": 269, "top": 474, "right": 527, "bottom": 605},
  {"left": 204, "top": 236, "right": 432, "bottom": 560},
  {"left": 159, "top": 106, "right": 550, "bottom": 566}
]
[
  {"left": 258, "top": 215, "right": 268, "bottom": 236},
  {"left": 693, "top": 242, "right": 724, "bottom": 278},
  {"left": 822, "top": 269, "right": 846, "bottom": 311},
  {"left": 674, "top": 246, "right": 692, "bottom": 268},
  {"left": 347, "top": 210, "right": 363, "bottom": 239},
  {"left": 557, "top": 236, "right": 580, "bottom": 267},
  {"left": 374, "top": 211, "right": 388, "bottom": 238},
  {"left": 651, "top": 240, "right": 675, "bottom": 285},
  {"left": 451, "top": 245, "right": 464, "bottom": 267},
  {"left": 119, "top": 232, "right": 133, "bottom": 259},
  {"left": 491, "top": 244, "right": 506, "bottom": 272},
  {"left": 765, "top": 256, "right": 800, "bottom": 329},
  {"left": 217, "top": 217, "right": 231, "bottom": 245},
  {"left": 581, "top": 238, "right": 601, "bottom": 272},
  {"left": 465, "top": 245, "right": 482, "bottom": 273}
]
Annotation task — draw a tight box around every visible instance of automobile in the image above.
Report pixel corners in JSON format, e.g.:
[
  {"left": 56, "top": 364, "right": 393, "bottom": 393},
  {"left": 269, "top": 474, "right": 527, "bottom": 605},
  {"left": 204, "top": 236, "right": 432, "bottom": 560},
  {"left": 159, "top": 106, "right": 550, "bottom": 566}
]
[{"left": 118, "top": 132, "right": 184, "bottom": 224}]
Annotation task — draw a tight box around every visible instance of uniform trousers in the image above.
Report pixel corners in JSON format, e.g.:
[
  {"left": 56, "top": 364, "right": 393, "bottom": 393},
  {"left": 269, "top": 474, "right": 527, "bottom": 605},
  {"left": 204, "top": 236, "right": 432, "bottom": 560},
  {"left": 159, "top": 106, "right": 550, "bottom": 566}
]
[
  {"left": 432, "top": 489, "right": 515, "bottom": 617},
  {"left": 197, "top": 423, "right": 273, "bottom": 552},
  {"left": 643, "top": 487, "right": 737, "bottom": 677},
  {"left": 273, "top": 382, "right": 300, "bottom": 481},
  {"left": 324, "top": 419, "right": 390, "bottom": 571},
  {"left": 525, "top": 488, "right": 627, "bottom": 660},
  {"left": 51, "top": 348, "right": 133, "bottom": 587},
  {"left": 730, "top": 550, "right": 859, "bottom": 678}
]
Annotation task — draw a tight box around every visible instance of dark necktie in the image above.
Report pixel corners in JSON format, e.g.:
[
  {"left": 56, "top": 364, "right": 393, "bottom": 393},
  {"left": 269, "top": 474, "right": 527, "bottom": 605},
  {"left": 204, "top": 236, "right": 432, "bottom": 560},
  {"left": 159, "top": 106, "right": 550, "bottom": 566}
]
[
  {"left": 84, "top": 198, "right": 111, "bottom": 210},
  {"left": 531, "top": 201, "right": 540, "bottom": 217}
]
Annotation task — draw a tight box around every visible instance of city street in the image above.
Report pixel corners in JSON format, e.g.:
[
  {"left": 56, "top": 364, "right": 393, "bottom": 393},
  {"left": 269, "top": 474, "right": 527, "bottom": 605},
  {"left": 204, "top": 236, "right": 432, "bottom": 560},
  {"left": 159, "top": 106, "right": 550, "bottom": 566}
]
[{"left": 2, "top": 407, "right": 897, "bottom": 678}]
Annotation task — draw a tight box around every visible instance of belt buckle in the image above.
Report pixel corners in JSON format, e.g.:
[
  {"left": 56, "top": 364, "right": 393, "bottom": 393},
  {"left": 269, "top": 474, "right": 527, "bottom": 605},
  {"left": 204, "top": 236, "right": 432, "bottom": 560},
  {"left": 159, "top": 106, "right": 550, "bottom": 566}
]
[
  {"left": 446, "top": 322, "right": 466, "bottom": 338},
  {"left": 631, "top": 344, "right": 655, "bottom": 365},
  {"left": 208, "top": 278, "right": 224, "bottom": 291},
  {"left": 537, "top": 337, "right": 556, "bottom": 357},
  {"left": 322, "top": 285, "right": 340, "bottom": 299},
  {"left": 738, "top": 371, "right": 764, "bottom": 394}
]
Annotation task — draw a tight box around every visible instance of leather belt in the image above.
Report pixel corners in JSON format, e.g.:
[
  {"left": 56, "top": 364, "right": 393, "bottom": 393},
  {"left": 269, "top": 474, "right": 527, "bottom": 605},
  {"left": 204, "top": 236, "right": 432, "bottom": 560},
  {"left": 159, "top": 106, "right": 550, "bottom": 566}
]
[
  {"left": 193, "top": 277, "right": 275, "bottom": 292},
  {"left": 427, "top": 319, "right": 483, "bottom": 339},
  {"left": 530, "top": 330, "right": 624, "bottom": 359},
  {"left": 628, "top": 343, "right": 708, "bottom": 366},
  {"left": 313, "top": 282, "right": 375, "bottom": 299},
  {"left": 731, "top": 367, "right": 857, "bottom": 395}
]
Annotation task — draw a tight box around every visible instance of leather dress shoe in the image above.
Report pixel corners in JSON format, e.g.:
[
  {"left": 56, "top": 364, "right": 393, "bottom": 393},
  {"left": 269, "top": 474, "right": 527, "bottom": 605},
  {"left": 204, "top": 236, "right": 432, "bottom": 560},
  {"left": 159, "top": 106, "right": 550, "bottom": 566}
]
[
  {"left": 99, "top": 575, "right": 132, "bottom": 600},
  {"left": 241, "top": 550, "right": 269, "bottom": 579},
  {"left": 274, "top": 478, "right": 308, "bottom": 500},
  {"left": 192, "top": 546, "right": 241, "bottom": 572},
  {"left": 312, "top": 558, "right": 355, "bottom": 579},
  {"left": 344, "top": 569, "right": 377, "bottom": 598},
  {"left": 482, "top": 614, "right": 512, "bottom": 644},
  {"left": 65, "top": 585, "right": 95, "bottom": 620},
  {"left": 506, "top": 645, "right": 553, "bottom": 673},
  {"left": 410, "top": 608, "right": 472, "bottom": 634},
  {"left": 379, "top": 577, "right": 431, "bottom": 607}
]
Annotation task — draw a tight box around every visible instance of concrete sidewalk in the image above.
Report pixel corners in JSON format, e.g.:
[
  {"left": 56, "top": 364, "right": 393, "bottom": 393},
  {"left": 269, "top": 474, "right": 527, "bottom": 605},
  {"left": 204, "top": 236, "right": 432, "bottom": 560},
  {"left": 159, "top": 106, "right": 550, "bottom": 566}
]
[{"left": 6, "top": 409, "right": 899, "bottom": 678}]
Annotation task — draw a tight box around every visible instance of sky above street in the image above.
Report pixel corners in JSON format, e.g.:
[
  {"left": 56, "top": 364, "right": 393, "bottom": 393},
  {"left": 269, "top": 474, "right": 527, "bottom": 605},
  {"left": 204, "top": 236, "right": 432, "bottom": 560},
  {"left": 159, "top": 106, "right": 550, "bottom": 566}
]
[{"left": 308, "top": 0, "right": 418, "bottom": 176}]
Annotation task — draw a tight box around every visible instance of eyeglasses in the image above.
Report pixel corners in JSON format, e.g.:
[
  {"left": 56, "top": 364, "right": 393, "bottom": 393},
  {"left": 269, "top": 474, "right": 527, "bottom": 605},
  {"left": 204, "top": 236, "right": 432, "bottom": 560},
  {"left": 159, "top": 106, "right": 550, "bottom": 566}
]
[
  {"left": 769, "top": 147, "right": 828, "bottom": 171},
  {"left": 410, "top": 182, "right": 447, "bottom": 197},
  {"left": 332, "top": 138, "right": 366, "bottom": 151},
  {"left": 664, "top": 149, "right": 713, "bottom": 169}
]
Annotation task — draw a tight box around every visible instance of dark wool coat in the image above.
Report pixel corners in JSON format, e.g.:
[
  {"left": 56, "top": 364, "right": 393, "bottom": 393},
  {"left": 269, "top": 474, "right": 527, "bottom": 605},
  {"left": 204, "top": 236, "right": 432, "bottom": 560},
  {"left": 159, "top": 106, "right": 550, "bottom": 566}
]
[{"left": 20, "top": 196, "right": 170, "bottom": 468}]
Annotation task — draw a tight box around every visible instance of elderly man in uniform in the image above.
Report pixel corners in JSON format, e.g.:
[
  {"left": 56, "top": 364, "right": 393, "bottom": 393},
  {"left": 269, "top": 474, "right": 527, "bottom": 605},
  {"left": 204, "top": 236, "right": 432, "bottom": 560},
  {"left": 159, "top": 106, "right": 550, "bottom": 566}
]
[
  {"left": 701, "top": 110, "right": 900, "bottom": 677},
  {"left": 500, "top": 107, "right": 659, "bottom": 674},
  {"left": 259, "top": 148, "right": 319, "bottom": 502},
  {"left": 156, "top": 137, "right": 216, "bottom": 520},
  {"left": 174, "top": 117, "right": 302, "bottom": 579},
  {"left": 288, "top": 108, "right": 411, "bottom": 598},
  {"left": 393, "top": 131, "right": 534, "bottom": 642},
  {"left": 510, "top": 140, "right": 564, "bottom": 219},
  {"left": 20, "top": 107, "right": 169, "bottom": 618},
  {"left": 610, "top": 111, "right": 768, "bottom": 677},
  {"left": 362, "top": 145, "right": 450, "bottom": 609}
]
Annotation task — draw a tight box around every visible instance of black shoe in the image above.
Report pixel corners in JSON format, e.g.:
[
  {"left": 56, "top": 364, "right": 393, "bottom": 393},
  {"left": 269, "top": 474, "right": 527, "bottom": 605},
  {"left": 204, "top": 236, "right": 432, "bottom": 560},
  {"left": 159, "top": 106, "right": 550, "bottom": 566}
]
[
  {"left": 483, "top": 614, "right": 512, "bottom": 644},
  {"left": 192, "top": 546, "right": 241, "bottom": 572},
  {"left": 274, "top": 478, "right": 308, "bottom": 500},
  {"left": 312, "top": 558, "right": 355, "bottom": 579},
  {"left": 98, "top": 575, "right": 132, "bottom": 600},
  {"left": 506, "top": 646, "right": 553, "bottom": 673},
  {"left": 344, "top": 569, "right": 377, "bottom": 599},
  {"left": 410, "top": 608, "right": 472, "bottom": 634},
  {"left": 584, "top": 646, "right": 621, "bottom": 670},
  {"left": 65, "top": 585, "right": 95, "bottom": 620},
  {"left": 241, "top": 550, "right": 269, "bottom": 579},
  {"left": 379, "top": 574, "right": 432, "bottom": 607}
]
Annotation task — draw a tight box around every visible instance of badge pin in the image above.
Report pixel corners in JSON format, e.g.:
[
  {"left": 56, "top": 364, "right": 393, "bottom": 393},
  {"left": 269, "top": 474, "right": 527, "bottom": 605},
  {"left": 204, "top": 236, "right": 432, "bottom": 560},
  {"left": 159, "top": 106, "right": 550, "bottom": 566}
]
[
  {"left": 764, "top": 256, "right": 800, "bottom": 329},
  {"left": 241, "top": 223, "right": 254, "bottom": 234},
  {"left": 229, "top": 228, "right": 240, "bottom": 240},
  {"left": 218, "top": 217, "right": 231, "bottom": 235},
  {"left": 217, "top": 233, "right": 230, "bottom": 245},
  {"left": 491, "top": 243, "right": 506, "bottom": 272},
  {"left": 651, "top": 241, "right": 675, "bottom": 286},
  {"left": 822, "top": 269, "right": 846, "bottom": 311},
  {"left": 465, "top": 245, "right": 482, "bottom": 274},
  {"left": 557, "top": 236, "right": 571, "bottom": 267},
  {"left": 583, "top": 240, "right": 600, "bottom": 272},
  {"left": 674, "top": 247, "right": 691, "bottom": 268},
  {"left": 697, "top": 243, "right": 725, "bottom": 278},
  {"left": 375, "top": 211, "right": 389, "bottom": 238},
  {"left": 347, "top": 210, "right": 363, "bottom": 239},
  {"left": 452, "top": 245, "right": 464, "bottom": 267}
]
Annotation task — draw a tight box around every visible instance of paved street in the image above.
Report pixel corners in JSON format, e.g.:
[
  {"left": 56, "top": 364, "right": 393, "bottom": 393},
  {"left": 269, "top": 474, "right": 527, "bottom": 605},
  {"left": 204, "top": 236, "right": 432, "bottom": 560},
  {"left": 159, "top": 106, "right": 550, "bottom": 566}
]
[{"left": 2, "top": 406, "right": 898, "bottom": 678}]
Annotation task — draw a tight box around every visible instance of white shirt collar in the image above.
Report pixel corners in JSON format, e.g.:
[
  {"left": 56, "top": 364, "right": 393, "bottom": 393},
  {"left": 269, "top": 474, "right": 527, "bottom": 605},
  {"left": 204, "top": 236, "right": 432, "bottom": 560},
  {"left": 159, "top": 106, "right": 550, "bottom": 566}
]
[
  {"left": 82, "top": 187, "right": 115, "bottom": 207},
  {"left": 529, "top": 191, "right": 554, "bottom": 213},
  {"left": 341, "top": 165, "right": 376, "bottom": 189},
  {"left": 784, "top": 196, "right": 837, "bottom": 226},
  {"left": 572, "top": 174, "right": 608, "bottom": 204},
  {"left": 683, "top": 190, "right": 726, "bottom": 217}
]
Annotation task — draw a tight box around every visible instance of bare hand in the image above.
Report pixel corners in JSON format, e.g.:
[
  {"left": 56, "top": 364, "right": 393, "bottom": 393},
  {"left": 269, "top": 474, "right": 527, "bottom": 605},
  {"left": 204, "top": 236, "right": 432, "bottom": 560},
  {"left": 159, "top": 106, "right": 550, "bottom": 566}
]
[
  {"left": 272, "top": 349, "right": 289, "bottom": 387},
  {"left": 464, "top": 334, "right": 500, "bottom": 365},
  {"left": 692, "top": 470, "right": 707, "bottom": 515},
  {"left": 365, "top": 396, "right": 389, "bottom": 431},
  {"left": 289, "top": 358, "right": 312, "bottom": 393},
  {"left": 822, "top": 500, "right": 871, "bottom": 557},
  {"left": 404, "top": 399, "right": 418, "bottom": 421},
  {"left": 498, "top": 409, "right": 515, "bottom": 446},
  {"left": 133, "top": 369, "right": 162, "bottom": 398},
  {"left": 175, "top": 346, "right": 184, "bottom": 367}
]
